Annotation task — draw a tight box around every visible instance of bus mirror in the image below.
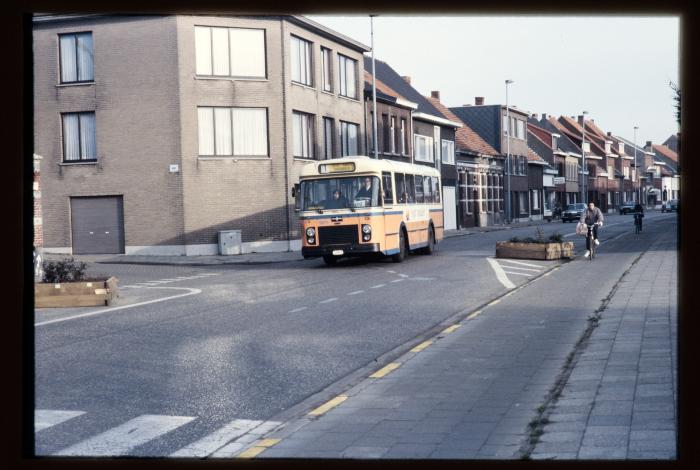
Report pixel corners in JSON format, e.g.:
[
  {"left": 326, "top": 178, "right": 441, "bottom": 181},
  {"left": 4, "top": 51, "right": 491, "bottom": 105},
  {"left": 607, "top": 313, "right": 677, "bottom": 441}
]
[{"left": 291, "top": 183, "right": 299, "bottom": 198}]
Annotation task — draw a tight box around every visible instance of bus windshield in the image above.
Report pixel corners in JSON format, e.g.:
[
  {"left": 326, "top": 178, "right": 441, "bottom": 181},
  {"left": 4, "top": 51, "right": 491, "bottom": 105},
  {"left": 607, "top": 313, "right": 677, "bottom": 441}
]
[{"left": 300, "top": 176, "right": 381, "bottom": 211}]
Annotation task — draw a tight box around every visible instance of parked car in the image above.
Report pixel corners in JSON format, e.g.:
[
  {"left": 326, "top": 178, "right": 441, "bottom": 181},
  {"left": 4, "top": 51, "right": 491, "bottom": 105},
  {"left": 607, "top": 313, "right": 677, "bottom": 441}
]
[
  {"left": 562, "top": 203, "right": 587, "bottom": 222},
  {"left": 662, "top": 199, "right": 679, "bottom": 212},
  {"left": 619, "top": 201, "right": 636, "bottom": 214}
]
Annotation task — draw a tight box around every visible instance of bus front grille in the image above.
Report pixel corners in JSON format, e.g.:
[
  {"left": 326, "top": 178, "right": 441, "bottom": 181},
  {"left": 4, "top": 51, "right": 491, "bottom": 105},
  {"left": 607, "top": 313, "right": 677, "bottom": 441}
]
[{"left": 318, "top": 225, "right": 358, "bottom": 246}]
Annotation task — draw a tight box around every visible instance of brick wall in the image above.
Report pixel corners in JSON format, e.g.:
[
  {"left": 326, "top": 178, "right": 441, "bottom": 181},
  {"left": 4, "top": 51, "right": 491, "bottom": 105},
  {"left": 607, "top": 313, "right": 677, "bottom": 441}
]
[{"left": 33, "top": 155, "right": 43, "bottom": 247}]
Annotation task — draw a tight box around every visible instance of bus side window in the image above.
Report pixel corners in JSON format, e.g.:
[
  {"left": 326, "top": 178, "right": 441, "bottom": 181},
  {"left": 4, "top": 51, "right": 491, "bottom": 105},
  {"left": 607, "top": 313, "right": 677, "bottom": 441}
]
[
  {"left": 382, "top": 172, "right": 394, "bottom": 205},
  {"left": 406, "top": 174, "right": 416, "bottom": 203},
  {"left": 432, "top": 177, "right": 441, "bottom": 203},
  {"left": 414, "top": 175, "right": 424, "bottom": 203},
  {"left": 423, "top": 176, "right": 432, "bottom": 203},
  {"left": 395, "top": 173, "right": 406, "bottom": 204}
]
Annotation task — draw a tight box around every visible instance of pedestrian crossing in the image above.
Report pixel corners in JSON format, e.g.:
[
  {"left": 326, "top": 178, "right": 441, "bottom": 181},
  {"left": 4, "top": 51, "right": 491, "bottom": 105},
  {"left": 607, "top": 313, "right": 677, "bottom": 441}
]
[
  {"left": 121, "top": 272, "right": 221, "bottom": 289},
  {"left": 36, "top": 409, "right": 281, "bottom": 458}
]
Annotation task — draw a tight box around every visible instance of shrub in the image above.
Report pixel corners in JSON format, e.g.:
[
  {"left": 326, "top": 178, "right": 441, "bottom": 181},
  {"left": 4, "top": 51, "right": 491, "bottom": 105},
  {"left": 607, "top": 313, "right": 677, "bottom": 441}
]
[
  {"left": 42, "top": 258, "right": 87, "bottom": 283},
  {"left": 548, "top": 232, "right": 564, "bottom": 243}
]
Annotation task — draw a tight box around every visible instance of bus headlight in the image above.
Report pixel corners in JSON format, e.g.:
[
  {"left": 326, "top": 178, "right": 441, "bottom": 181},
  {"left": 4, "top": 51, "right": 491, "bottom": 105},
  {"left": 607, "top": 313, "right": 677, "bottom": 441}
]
[
  {"left": 306, "top": 227, "right": 316, "bottom": 237},
  {"left": 307, "top": 238, "right": 315, "bottom": 244},
  {"left": 362, "top": 224, "right": 371, "bottom": 241}
]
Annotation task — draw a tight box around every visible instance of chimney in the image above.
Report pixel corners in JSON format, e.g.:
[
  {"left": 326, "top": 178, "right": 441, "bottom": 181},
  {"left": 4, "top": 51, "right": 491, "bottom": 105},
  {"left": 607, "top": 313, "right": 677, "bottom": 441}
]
[
  {"left": 541, "top": 113, "right": 548, "bottom": 120},
  {"left": 401, "top": 76, "right": 411, "bottom": 85},
  {"left": 646, "top": 140, "right": 653, "bottom": 149},
  {"left": 532, "top": 113, "right": 539, "bottom": 120},
  {"left": 607, "top": 131, "right": 612, "bottom": 136},
  {"left": 475, "top": 97, "right": 484, "bottom": 105},
  {"left": 577, "top": 115, "right": 585, "bottom": 125},
  {"left": 431, "top": 91, "right": 440, "bottom": 101}
]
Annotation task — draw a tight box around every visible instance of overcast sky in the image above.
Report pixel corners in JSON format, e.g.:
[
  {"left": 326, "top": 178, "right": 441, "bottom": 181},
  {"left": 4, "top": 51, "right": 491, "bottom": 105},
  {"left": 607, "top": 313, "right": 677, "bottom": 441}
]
[{"left": 308, "top": 15, "right": 680, "bottom": 147}]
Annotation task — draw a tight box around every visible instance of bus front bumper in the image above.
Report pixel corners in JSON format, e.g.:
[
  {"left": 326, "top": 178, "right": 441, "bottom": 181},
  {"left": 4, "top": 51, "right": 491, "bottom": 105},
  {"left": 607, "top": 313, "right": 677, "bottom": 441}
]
[{"left": 302, "top": 243, "right": 381, "bottom": 259}]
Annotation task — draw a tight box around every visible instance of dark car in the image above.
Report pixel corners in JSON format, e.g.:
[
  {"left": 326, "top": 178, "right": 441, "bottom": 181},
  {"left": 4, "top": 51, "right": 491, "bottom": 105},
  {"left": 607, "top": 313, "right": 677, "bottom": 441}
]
[
  {"left": 562, "top": 203, "right": 587, "bottom": 222},
  {"left": 619, "top": 201, "right": 636, "bottom": 214},
  {"left": 662, "top": 199, "right": 679, "bottom": 212}
]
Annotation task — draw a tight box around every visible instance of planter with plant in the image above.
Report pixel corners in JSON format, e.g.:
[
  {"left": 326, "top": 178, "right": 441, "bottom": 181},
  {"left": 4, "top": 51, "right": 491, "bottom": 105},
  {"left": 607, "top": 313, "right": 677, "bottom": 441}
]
[
  {"left": 496, "top": 228, "right": 574, "bottom": 260},
  {"left": 35, "top": 258, "right": 119, "bottom": 308}
]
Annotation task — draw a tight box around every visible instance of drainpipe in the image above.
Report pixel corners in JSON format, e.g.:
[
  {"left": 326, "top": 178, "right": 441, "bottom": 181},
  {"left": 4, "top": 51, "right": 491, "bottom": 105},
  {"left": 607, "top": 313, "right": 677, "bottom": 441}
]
[{"left": 281, "top": 20, "right": 291, "bottom": 252}]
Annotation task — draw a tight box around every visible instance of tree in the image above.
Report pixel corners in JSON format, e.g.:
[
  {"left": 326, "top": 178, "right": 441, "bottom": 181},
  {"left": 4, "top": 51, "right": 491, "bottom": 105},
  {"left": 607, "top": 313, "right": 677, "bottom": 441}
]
[{"left": 669, "top": 81, "right": 681, "bottom": 127}]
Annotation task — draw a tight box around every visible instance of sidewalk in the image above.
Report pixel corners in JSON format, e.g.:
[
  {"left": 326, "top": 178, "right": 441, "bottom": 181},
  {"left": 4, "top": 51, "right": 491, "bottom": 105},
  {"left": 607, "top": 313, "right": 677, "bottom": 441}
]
[{"left": 245, "top": 222, "right": 677, "bottom": 460}]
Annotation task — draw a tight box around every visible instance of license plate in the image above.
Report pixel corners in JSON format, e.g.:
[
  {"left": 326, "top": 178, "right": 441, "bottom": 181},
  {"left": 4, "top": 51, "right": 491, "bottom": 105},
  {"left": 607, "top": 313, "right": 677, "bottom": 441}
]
[{"left": 332, "top": 250, "right": 344, "bottom": 256}]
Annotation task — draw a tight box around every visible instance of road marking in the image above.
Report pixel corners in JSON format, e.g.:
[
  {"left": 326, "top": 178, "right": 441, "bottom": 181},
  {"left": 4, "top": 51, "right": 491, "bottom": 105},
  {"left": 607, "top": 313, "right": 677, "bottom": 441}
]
[
  {"left": 498, "top": 265, "right": 541, "bottom": 272},
  {"left": 387, "top": 270, "right": 396, "bottom": 274},
  {"left": 488, "top": 299, "right": 501, "bottom": 306},
  {"left": 35, "top": 287, "right": 202, "bottom": 327},
  {"left": 54, "top": 414, "right": 195, "bottom": 456},
  {"left": 410, "top": 340, "right": 433, "bottom": 353},
  {"left": 498, "top": 259, "right": 544, "bottom": 268},
  {"left": 486, "top": 257, "right": 516, "bottom": 289},
  {"left": 209, "top": 421, "right": 282, "bottom": 458},
  {"left": 289, "top": 307, "right": 308, "bottom": 313},
  {"left": 347, "top": 290, "right": 365, "bottom": 296},
  {"left": 398, "top": 274, "right": 409, "bottom": 278},
  {"left": 308, "top": 395, "right": 348, "bottom": 416},
  {"left": 502, "top": 271, "right": 533, "bottom": 277},
  {"left": 370, "top": 363, "right": 401, "bottom": 378},
  {"left": 409, "top": 277, "right": 435, "bottom": 281},
  {"left": 237, "top": 438, "right": 281, "bottom": 459},
  {"left": 466, "top": 310, "right": 482, "bottom": 320},
  {"left": 370, "top": 284, "right": 386, "bottom": 289},
  {"left": 390, "top": 279, "right": 405, "bottom": 283},
  {"left": 35, "top": 410, "right": 85, "bottom": 432},
  {"left": 319, "top": 298, "right": 338, "bottom": 304},
  {"left": 441, "top": 324, "right": 461, "bottom": 334},
  {"left": 170, "top": 419, "right": 263, "bottom": 457}
]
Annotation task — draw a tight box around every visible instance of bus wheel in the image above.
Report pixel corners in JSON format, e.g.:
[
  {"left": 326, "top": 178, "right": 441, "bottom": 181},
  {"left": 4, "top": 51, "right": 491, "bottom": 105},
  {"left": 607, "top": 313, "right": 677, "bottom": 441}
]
[
  {"left": 392, "top": 229, "right": 408, "bottom": 263},
  {"left": 420, "top": 225, "right": 435, "bottom": 255},
  {"left": 322, "top": 255, "right": 337, "bottom": 266}
]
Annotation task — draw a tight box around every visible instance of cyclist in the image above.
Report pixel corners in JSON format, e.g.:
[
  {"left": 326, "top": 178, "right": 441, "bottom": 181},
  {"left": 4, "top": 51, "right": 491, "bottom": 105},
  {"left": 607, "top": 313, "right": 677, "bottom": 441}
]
[
  {"left": 633, "top": 202, "right": 644, "bottom": 231},
  {"left": 580, "top": 201, "right": 604, "bottom": 258}
]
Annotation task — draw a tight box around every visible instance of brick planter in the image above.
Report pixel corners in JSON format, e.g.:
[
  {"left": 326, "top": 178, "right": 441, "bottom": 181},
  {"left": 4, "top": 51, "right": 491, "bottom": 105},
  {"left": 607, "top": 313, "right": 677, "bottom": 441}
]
[
  {"left": 495, "top": 241, "right": 574, "bottom": 260},
  {"left": 35, "top": 277, "right": 119, "bottom": 308}
]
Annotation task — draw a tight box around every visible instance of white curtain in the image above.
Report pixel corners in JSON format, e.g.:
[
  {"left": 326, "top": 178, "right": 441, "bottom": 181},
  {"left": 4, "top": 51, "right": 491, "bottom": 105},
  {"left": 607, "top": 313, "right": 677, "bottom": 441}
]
[
  {"left": 346, "top": 58, "right": 356, "bottom": 98},
  {"left": 79, "top": 113, "right": 96, "bottom": 158},
  {"left": 77, "top": 33, "right": 93, "bottom": 81},
  {"left": 197, "top": 108, "right": 215, "bottom": 155},
  {"left": 348, "top": 123, "right": 358, "bottom": 155},
  {"left": 291, "top": 37, "right": 310, "bottom": 85},
  {"left": 60, "top": 35, "right": 77, "bottom": 83},
  {"left": 214, "top": 108, "right": 232, "bottom": 155},
  {"left": 195, "top": 26, "right": 212, "bottom": 75},
  {"left": 62, "top": 114, "right": 80, "bottom": 160},
  {"left": 233, "top": 108, "right": 267, "bottom": 155},
  {"left": 230, "top": 28, "right": 265, "bottom": 78},
  {"left": 212, "top": 27, "right": 230, "bottom": 76}
]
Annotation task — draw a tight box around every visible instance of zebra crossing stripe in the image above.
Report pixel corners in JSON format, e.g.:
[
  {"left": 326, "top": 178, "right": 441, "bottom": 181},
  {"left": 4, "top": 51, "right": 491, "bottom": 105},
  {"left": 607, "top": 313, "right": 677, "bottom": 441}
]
[
  {"left": 210, "top": 421, "right": 282, "bottom": 458},
  {"left": 498, "top": 265, "right": 541, "bottom": 272},
  {"left": 35, "top": 410, "right": 85, "bottom": 432},
  {"left": 170, "top": 419, "right": 262, "bottom": 457},
  {"left": 53, "top": 414, "right": 195, "bottom": 456},
  {"left": 502, "top": 271, "right": 532, "bottom": 277},
  {"left": 498, "top": 259, "right": 544, "bottom": 268}
]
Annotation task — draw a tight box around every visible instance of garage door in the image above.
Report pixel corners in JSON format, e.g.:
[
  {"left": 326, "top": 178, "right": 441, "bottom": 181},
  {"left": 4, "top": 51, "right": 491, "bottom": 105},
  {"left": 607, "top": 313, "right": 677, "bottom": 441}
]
[
  {"left": 443, "top": 186, "right": 457, "bottom": 231},
  {"left": 70, "top": 196, "right": 125, "bottom": 254}
]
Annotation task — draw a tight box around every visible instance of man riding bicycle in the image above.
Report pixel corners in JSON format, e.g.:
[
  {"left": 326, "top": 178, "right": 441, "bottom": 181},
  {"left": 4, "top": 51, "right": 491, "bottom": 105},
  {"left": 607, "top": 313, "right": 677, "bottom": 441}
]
[
  {"left": 633, "top": 202, "right": 644, "bottom": 231},
  {"left": 580, "top": 201, "right": 604, "bottom": 258}
]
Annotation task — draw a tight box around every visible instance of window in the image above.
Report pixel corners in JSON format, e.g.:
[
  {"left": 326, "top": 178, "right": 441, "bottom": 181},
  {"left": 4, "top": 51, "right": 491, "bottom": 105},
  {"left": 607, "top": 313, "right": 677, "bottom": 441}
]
[
  {"left": 390, "top": 117, "right": 397, "bottom": 154},
  {"left": 62, "top": 112, "right": 96, "bottom": 161},
  {"left": 395, "top": 173, "right": 406, "bottom": 203},
  {"left": 519, "top": 192, "right": 528, "bottom": 213},
  {"left": 432, "top": 176, "right": 441, "bottom": 203},
  {"left": 321, "top": 47, "right": 332, "bottom": 92},
  {"left": 337, "top": 54, "right": 357, "bottom": 98},
  {"left": 608, "top": 165, "right": 614, "bottom": 179},
  {"left": 368, "top": 112, "right": 375, "bottom": 153},
  {"left": 405, "top": 174, "right": 416, "bottom": 203},
  {"left": 488, "top": 174, "right": 494, "bottom": 212},
  {"left": 198, "top": 107, "right": 268, "bottom": 156},
  {"left": 323, "top": 117, "right": 334, "bottom": 159},
  {"left": 434, "top": 126, "right": 441, "bottom": 162},
  {"left": 423, "top": 176, "right": 433, "bottom": 203},
  {"left": 400, "top": 118, "right": 407, "bottom": 155},
  {"left": 532, "top": 189, "right": 540, "bottom": 210},
  {"left": 441, "top": 139, "right": 455, "bottom": 165},
  {"left": 623, "top": 166, "right": 630, "bottom": 179},
  {"left": 340, "top": 121, "right": 359, "bottom": 156},
  {"left": 382, "top": 114, "right": 390, "bottom": 153},
  {"left": 195, "top": 26, "right": 266, "bottom": 78},
  {"left": 503, "top": 115, "right": 509, "bottom": 136},
  {"left": 291, "top": 36, "right": 312, "bottom": 86},
  {"left": 516, "top": 120, "right": 525, "bottom": 140},
  {"left": 382, "top": 172, "right": 394, "bottom": 204},
  {"left": 414, "top": 175, "right": 425, "bottom": 203},
  {"left": 481, "top": 173, "right": 487, "bottom": 212},
  {"left": 59, "top": 32, "right": 94, "bottom": 83},
  {"left": 292, "top": 111, "right": 314, "bottom": 158},
  {"left": 552, "top": 135, "right": 558, "bottom": 149},
  {"left": 414, "top": 134, "right": 434, "bottom": 163}
]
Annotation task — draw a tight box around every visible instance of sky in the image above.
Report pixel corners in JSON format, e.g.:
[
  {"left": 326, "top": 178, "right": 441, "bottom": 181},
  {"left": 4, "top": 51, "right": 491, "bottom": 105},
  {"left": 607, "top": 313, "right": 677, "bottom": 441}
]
[{"left": 308, "top": 15, "right": 680, "bottom": 148}]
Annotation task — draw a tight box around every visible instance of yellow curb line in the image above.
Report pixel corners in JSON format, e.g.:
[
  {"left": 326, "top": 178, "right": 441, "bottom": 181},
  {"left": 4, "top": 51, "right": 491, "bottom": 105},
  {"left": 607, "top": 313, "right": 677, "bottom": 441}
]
[
  {"left": 308, "top": 395, "right": 348, "bottom": 416},
  {"left": 466, "top": 310, "right": 482, "bottom": 320},
  {"left": 410, "top": 340, "right": 434, "bottom": 353},
  {"left": 236, "top": 439, "right": 281, "bottom": 459},
  {"left": 369, "top": 362, "right": 401, "bottom": 378},
  {"left": 441, "top": 324, "right": 461, "bottom": 335}
]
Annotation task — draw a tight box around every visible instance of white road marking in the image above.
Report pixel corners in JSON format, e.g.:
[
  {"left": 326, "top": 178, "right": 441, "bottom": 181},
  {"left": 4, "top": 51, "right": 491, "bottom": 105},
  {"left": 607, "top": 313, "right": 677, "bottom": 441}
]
[
  {"left": 54, "top": 414, "right": 195, "bottom": 456},
  {"left": 502, "top": 271, "right": 533, "bottom": 277},
  {"left": 390, "top": 279, "right": 405, "bottom": 283},
  {"left": 398, "top": 274, "right": 409, "bottom": 278},
  {"left": 370, "top": 284, "right": 385, "bottom": 289},
  {"left": 35, "top": 410, "right": 85, "bottom": 432},
  {"left": 498, "top": 259, "right": 544, "bottom": 268},
  {"left": 319, "top": 298, "right": 338, "bottom": 304},
  {"left": 498, "top": 265, "right": 541, "bottom": 272},
  {"left": 347, "top": 290, "right": 365, "bottom": 296},
  {"left": 289, "top": 307, "right": 308, "bottom": 313},
  {"left": 170, "top": 419, "right": 262, "bottom": 458},
  {"left": 387, "top": 270, "right": 396, "bottom": 274},
  {"left": 486, "top": 257, "right": 516, "bottom": 289},
  {"left": 211, "top": 421, "right": 282, "bottom": 458},
  {"left": 35, "top": 287, "right": 202, "bottom": 327},
  {"left": 409, "top": 277, "right": 435, "bottom": 281}
]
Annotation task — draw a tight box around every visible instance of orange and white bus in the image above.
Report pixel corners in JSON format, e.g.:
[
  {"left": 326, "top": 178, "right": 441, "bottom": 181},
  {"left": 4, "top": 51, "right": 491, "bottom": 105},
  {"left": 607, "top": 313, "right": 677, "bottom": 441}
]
[{"left": 293, "top": 156, "right": 444, "bottom": 265}]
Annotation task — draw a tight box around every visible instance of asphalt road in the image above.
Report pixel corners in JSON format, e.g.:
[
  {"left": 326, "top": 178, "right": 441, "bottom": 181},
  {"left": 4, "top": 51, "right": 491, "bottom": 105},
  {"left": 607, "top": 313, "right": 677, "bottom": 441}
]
[{"left": 33, "top": 211, "right": 675, "bottom": 457}]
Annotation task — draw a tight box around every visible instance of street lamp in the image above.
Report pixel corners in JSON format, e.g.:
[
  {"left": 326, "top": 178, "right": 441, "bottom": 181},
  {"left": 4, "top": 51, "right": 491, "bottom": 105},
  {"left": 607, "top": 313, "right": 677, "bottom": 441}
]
[
  {"left": 581, "top": 111, "right": 588, "bottom": 203},
  {"left": 370, "top": 15, "right": 378, "bottom": 159},
  {"left": 505, "top": 79, "right": 514, "bottom": 224},
  {"left": 633, "top": 126, "right": 639, "bottom": 204}
]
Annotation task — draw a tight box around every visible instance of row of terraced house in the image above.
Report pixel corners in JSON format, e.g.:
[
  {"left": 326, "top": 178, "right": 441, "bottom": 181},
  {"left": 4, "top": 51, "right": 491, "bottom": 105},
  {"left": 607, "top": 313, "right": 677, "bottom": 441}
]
[{"left": 32, "top": 14, "right": 680, "bottom": 255}]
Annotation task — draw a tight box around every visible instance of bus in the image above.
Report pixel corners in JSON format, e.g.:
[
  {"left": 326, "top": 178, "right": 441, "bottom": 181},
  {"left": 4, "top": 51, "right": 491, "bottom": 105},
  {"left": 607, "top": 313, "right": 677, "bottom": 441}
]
[{"left": 293, "top": 156, "right": 444, "bottom": 265}]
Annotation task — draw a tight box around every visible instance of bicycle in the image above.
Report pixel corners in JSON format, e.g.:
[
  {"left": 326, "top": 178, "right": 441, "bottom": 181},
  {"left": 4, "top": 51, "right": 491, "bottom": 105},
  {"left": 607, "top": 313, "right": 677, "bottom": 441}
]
[
  {"left": 585, "top": 223, "right": 601, "bottom": 261},
  {"left": 633, "top": 212, "right": 643, "bottom": 234}
]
